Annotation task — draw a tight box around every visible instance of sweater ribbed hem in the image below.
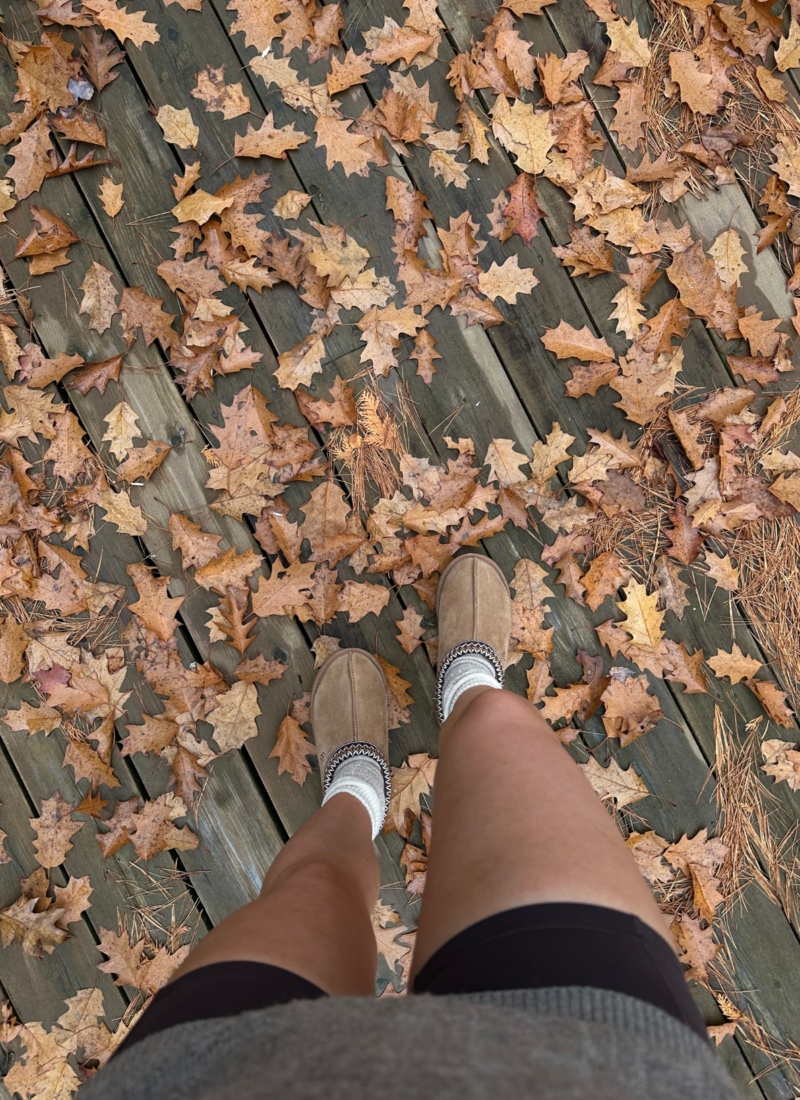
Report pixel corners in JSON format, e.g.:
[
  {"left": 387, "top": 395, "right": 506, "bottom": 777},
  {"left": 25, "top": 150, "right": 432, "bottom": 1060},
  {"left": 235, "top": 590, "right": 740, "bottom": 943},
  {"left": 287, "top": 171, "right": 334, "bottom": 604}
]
[{"left": 452, "top": 986, "right": 710, "bottom": 1053}]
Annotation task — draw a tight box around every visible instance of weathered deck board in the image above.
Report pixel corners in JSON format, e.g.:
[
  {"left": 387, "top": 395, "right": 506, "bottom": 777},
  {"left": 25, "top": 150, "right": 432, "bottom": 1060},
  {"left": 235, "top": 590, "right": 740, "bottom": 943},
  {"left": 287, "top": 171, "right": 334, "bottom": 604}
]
[
  {"left": 0, "top": 231, "right": 287, "bottom": 935},
  {"left": 16, "top": 39, "right": 436, "bottom": 933},
  {"left": 0, "top": 6, "right": 428, "bottom": 937},
  {"left": 547, "top": 0, "right": 796, "bottom": 325},
  {"left": 0, "top": 743, "right": 129, "bottom": 1027}
]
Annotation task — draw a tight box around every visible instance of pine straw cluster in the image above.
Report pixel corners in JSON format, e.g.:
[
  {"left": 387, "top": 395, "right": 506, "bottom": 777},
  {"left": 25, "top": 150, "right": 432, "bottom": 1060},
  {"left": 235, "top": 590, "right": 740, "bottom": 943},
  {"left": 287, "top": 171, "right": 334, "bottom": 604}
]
[
  {"left": 640, "top": 0, "right": 715, "bottom": 196},
  {"left": 710, "top": 951, "right": 800, "bottom": 1090},
  {"left": 643, "top": 708, "right": 800, "bottom": 1082},
  {"left": 715, "top": 384, "right": 800, "bottom": 708},
  {"left": 641, "top": 0, "right": 800, "bottom": 266},
  {"left": 712, "top": 708, "right": 800, "bottom": 919},
  {"left": 582, "top": 408, "right": 694, "bottom": 587},
  {"left": 329, "top": 381, "right": 407, "bottom": 512},
  {"left": 731, "top": 517, "right": 800, "bottom": 713},
  {"left": 711, "top": 708, "right": 800, "bottom": 1084},
  {"left": 105, "top": 862, "right": 204, "bottom": 1018}
]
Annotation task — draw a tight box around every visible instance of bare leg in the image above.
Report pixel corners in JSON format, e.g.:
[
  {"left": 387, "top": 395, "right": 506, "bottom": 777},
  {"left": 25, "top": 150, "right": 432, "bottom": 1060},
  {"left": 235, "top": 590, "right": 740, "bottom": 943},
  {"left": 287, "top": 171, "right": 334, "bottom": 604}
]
[
  {"left": 170, "top": 793, "right": 379, "bottom": 996},
  {"left": 411, "top": 685, "right": 670, "bottom": 980}
]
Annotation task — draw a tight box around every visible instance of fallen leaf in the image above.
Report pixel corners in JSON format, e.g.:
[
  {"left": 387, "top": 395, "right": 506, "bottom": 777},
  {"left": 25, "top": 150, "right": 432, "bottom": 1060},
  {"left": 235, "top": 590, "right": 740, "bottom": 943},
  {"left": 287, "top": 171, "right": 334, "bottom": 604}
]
[
  {"left": 601, "top": 669, "right": 663, "bottom": 745},
  {"left": 114, "top": 439, "right": 171, "bottom": 483},
  {"left": 207, "top": 680, "right": 261, "bottom": 752},
  {"left": 748, "top": 680, "right": 794, "bottom": 728},
  {"left": 155, "top": 104, "right": 199, "bottom": 148},
  {"left": 0, "top": 896, "right": 67, "bottom": 957},
  {"left": 706, "top": 643, "right": 762, "bottom": 683},
  {"left": 102, "top": 400, "right": 140, "bottom": 460},
  {"left": 78, "top": 260, "right": 117, "bottom": 334},
  {"left": 97, "top": 926, "right": 189, "bottom": 993},
  {"left": 579, "top": 754, "right": 649, "bottom": 807},
  {"left": 616, "top": 581, "right": 665, "bottom": 651},
  {"left": 273, "top": 190, "right": 312, "bottom": 220},
  {"left": 607, "top": 18, "right": 651, "bottom": 66},
  {"left": 703, "top": 550, "right": 739, "bottom": 591},
  {"left": 378, "top": 656, "right": 414, "bottom": 729},
  {"left": 501, "top": 172, "right": 546, "bottom": 245},
  {"left": 83, "top": 0, "right": 160, "bottom": 46},
  {"left": 708, "top": 228, "right": 747, "bottom": 290},
  {"left": 30, "top": 791, "right": 83, "bottom": 869},
  {"left": 98, "top": 176, "right": 124, "bottom": 217},
  {"left": 386, "top": 753, "right": 436, "bottom": 837},
  {"left": 126, "top": 563, "right": 186, "bottom": 642},
  {"left": 542, "top": 320, "right": 615, "bottom": 362},
  {"left": 673, "top": 913, "right": 720, "bottom": 981},
  {"left": 491, "top": 96, "right": 554, "bottom": 173},
  {"left": 192, "top": 63, "right": 251, "bottom": 118},
  {"left": 52, "top": 875, "right": 92, "bottom": 929},
  {"left": 776, "top": 22, "right": 800, "bottom": 71},
  {"left": 235, "top": 113, "right": 310, "bottom": 159},
  {"left": 270, "top": 714, "right": 314, "bottom": 785},
  {"left": 583, "top": 551, "right": 629, "bottom": 611},
  {"left": 477, "top": 255, "right": 539, "bottom": 303},
  {"left": 762, "top": 738, "right": 800, "bottom": 789}
]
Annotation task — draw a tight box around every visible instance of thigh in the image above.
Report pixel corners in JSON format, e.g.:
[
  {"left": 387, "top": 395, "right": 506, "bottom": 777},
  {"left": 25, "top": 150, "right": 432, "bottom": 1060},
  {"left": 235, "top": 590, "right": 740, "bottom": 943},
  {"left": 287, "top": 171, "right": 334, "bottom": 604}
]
[
  {"left": 411, "top": 902, "right": 707, "bottom": 1041},
  {"left": 412, "top": 689, "right": 672, "bottom": 975},
  {"left": 113, "top": 961, "right": 326, "bottom": 1058}
]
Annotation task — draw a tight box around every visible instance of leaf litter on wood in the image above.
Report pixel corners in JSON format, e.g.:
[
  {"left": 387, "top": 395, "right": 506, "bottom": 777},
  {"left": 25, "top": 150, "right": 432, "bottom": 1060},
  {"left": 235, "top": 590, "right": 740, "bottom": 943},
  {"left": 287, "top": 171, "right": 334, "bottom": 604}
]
[{"left": 3, "top": 0, "right": 800, "bottom": 1068}]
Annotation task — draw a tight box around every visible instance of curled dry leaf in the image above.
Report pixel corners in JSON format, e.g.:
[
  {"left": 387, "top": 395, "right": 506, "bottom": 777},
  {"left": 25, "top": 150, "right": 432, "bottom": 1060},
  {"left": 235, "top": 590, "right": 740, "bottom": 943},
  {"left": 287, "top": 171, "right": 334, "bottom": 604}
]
[
  {"left": 0, "top": 896, "right": 68, "bottom": 957},
  {"left": 542, "top": 320, "right": 615, "bottom": 362},
  {"left": 98, "top": 926, "right": 190, "bottom": 993},
  {"left": 761, "top": 738, "right": 800, "bottom": 789},
  {"left": 273, "top": 190, "right": 312, "bottom": 220},
  {"left": 601, "top": 668, "right": 664, "bottom": 746},
  {"left": 79, "top": 260, "right": 118, "bottom": 334}
]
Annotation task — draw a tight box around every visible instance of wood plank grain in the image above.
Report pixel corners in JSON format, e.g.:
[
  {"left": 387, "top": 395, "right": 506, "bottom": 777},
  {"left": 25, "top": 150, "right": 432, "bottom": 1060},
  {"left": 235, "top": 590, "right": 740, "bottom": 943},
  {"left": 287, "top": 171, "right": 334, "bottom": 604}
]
[{"left": 0, "top": 743, "right": 129, "bottom": 1029}]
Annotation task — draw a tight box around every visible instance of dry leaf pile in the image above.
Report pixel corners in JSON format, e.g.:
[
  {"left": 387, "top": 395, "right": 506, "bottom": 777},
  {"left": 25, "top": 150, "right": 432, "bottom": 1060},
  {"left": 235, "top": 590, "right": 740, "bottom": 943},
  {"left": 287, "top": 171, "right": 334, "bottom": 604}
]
[{"left": 2, "top": 0, "right": 800, "bottom": 1084}]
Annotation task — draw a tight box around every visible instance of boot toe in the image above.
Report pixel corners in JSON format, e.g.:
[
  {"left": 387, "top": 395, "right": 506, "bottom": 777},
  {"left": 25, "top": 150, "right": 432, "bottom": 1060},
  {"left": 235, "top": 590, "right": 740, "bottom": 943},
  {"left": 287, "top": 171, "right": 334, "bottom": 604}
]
[
  {"left": 436, "top": 554, "right": 511, "bottom": 672},
  {"left": 310, "top": 649, "right": 389, "bottom": 776}
]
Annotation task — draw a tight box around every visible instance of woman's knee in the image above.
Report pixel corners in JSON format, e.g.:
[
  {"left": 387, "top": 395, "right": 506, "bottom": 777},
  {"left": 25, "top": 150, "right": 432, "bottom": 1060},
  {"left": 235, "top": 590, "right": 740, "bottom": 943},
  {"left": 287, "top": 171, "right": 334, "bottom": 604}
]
[
  {"left": 264, "top": 852, "right": 377, "bottom": 905},
  {"left": 455, "top": 685, "right": 543, "bottom": 726}
]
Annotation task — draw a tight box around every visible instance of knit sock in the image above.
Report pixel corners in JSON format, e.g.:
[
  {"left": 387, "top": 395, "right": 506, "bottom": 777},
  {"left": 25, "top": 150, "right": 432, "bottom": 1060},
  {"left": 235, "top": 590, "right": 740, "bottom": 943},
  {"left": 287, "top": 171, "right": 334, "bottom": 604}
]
[
  {"left": 322, "top": 754, "right": 387, "bottom": 838},
  {"left": 441, "top": 651, "right": 502, "bottom": 721}
]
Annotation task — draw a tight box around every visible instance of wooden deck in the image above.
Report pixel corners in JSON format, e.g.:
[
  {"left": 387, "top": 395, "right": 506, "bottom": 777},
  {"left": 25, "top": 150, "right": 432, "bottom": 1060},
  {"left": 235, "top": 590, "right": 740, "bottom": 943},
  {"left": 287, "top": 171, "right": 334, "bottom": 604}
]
[{"left": 1, "top": 0, "right": 800, "bottom": 1095}]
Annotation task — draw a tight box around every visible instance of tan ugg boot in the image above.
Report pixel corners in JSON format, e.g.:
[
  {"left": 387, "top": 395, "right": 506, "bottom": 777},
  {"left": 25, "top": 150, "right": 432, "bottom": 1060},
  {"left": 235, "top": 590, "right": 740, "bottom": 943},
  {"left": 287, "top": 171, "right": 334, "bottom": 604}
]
[
  {"left": 435, "top": 554, "right": 511, "bottom": 723},
  {"left": 310, "top": 648, "right": 390, "bottom": 807}
]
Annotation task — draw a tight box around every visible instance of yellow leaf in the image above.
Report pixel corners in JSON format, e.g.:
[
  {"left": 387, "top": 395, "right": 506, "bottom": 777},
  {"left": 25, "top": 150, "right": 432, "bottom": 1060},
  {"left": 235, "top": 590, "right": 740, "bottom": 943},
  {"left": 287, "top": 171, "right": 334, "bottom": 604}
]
[
  {"left": 606, "top": 18, "right": 651, "bottom": 66},
  {"left": 155, "top": 104, "right": 199, "bottom": 148},
  {"left": 102, "top": 401, "right": 140, "bottom": 461},
  {"left": 776, "top": 21, "right": 800, "bottom": 71},
  {"left": 616, "top": 581, "right": 665, "bottom": 651},
  {"left": 98, "top": 176, "right": 124, "bottom": 217},
  {"left": 491, "top": 97, "right": 554, "bottom": 174}
]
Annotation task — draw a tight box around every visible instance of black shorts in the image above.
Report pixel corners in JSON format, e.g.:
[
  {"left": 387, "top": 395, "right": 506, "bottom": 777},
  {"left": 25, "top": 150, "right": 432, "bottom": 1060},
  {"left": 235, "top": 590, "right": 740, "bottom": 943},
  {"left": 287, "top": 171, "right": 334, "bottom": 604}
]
[{"left": 113, "top": 902, "right": 707, "bottom": 1059}]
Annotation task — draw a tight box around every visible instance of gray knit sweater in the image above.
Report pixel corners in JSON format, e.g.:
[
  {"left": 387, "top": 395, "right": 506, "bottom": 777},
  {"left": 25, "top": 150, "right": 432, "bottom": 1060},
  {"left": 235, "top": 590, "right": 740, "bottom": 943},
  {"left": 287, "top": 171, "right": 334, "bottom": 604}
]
[{"left": 83, "top": 987, "right": 739, "bottom": 1100}]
